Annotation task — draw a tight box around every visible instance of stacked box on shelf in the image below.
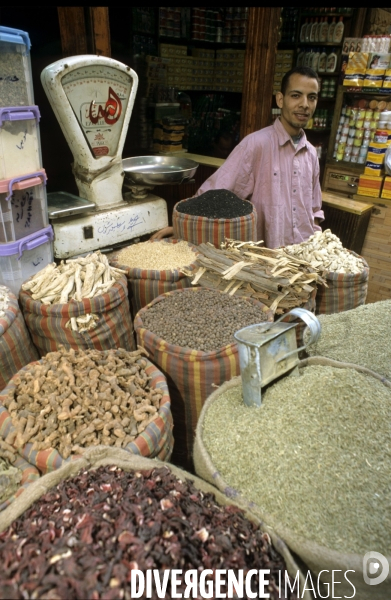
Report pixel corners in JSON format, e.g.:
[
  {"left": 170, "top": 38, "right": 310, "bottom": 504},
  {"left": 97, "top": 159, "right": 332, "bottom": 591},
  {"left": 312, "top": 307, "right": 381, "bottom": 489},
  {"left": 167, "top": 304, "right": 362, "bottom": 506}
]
[
  {"left": 0, "top": 25, "right": 53, "bottom": 295},
  {"left": 166, "top": 56, "right": 194, "bottom": 90},
  {"left": 159, "top": 44, "right": 193, "bottom": 90},
  {"left": 191, "top": 48, "right": 215, "bottom": 91},
  {"left": 144, "top": 55, "right": 168, "bottom": 99},
  {"left": 215, "top": 49, "right": 245, "bottom": 92},
  {"left": 273, "top": 50, "right": 293, "bottom": 95}
]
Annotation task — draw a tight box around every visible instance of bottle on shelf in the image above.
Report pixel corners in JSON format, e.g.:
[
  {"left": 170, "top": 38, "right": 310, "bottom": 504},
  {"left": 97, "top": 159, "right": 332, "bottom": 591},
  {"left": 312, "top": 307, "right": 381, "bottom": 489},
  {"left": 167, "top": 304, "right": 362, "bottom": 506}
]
[
  {"left": 305, "top": 18, "right": 313, "bottom": 43},
  {"left": 326, "top": 48, "right": 338, "bottom": 73},
  {"left": 311, "top": 47, "right": 320, "bottom": 72},
  {"left": 318, "top": 48, "right": 328, "bottom": 73},
  {"left": 327, "top": 17, "right": 337, "bottom": 43},
  {"left": 300, "top": 18, "right": 309, "bottom": 43},
  {"left": 310, "top": 18, "right": 319, "bottom": 43},
  {"left": 296, "top": 47, "right": 306, "bottom": 67},
  {"left": 304, "top": 48, "right": 313, "bottom": 67},
  {"left": 319, "top": 18, "right": 329, "bottom": 43},
  {"left": 333, "top": 16, "right": 344, "bottom": 44}
]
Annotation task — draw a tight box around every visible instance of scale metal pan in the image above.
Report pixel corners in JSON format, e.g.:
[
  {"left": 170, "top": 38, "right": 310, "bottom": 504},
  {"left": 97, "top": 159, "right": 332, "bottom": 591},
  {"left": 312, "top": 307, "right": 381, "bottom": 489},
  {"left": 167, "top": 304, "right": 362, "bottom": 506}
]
[{"left": 122, "top": 155, "right": 199, "bottom": 186}]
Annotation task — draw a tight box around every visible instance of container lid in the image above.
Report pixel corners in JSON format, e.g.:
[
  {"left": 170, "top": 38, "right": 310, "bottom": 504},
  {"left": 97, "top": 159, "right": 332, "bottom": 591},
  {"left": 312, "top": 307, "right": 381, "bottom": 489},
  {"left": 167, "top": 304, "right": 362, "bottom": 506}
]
[
  {"left": 0, "top": 169, "right": 47, "bottom": 200},
  {"left": 0, "top": 106, "right": 40, "bottom": 127},
  {"left": 0, "top": 225, "right": 53, "bottom": 258},
  {"left": 0, "top": 25, "right": 31, "bottom": 52},
  {"left": 47, "top": 191, "right": 96, "bottom": 218}
]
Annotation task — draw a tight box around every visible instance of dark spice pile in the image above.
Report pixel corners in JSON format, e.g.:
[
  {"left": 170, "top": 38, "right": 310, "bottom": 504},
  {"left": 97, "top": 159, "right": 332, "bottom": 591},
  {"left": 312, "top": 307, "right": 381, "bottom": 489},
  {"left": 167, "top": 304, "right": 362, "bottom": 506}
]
[
  {"left": 141, "top": 288, "right": 269, "bottom": 351},
  {"left": 177, "top": 189, "right": 253, "bottom": 219},
  {"left": 0, "top": 465, "right": 298, "bottom": 600}
]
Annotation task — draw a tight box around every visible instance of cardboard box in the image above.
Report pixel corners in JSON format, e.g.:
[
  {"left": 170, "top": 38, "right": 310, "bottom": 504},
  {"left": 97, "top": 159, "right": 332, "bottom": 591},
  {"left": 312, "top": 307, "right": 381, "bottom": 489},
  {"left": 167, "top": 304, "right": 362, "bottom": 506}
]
[
  {"left": 358, "top": 174, "right": 384, "bottom": 196},
  {"left": 381, "top": 175, "right": 391, "bottom": 198}
]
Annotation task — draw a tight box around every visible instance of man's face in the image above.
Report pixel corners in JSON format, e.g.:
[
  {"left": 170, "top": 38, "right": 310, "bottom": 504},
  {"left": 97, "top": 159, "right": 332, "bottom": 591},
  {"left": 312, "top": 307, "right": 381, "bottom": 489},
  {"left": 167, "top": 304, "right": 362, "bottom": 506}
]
[{"left": 276, "top": 74, "right": 319, "bottom": 136}]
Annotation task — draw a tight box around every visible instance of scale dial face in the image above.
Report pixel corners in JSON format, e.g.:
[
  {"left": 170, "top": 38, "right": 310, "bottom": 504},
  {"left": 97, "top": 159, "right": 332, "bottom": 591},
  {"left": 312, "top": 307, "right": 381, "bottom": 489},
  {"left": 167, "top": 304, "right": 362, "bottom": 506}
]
[{"left": 61, "top": 64, "right": 133, "bottom": 159}]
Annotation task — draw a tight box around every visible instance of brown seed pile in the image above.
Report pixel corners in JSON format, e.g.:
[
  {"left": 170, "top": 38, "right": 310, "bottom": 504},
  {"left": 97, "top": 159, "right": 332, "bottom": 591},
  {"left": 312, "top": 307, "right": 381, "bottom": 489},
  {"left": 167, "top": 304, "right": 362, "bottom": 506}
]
[
  {"left": 307, "top": 299, "right": 391, "bottom": 381},
  {"left": 116, "top": 240, "right": 197, "bottom": 271},
  {"left": 0, "top": 465, "right": 298, "bottom": 600},
  {"left": 140, "top": 288, "right": 269, "bottom": 351},
  {"left": 1, "top": 347, "right": 163, "bottom": 461},
  {"left": 202, "top": 365, "right": 391, "bottom": 555}
]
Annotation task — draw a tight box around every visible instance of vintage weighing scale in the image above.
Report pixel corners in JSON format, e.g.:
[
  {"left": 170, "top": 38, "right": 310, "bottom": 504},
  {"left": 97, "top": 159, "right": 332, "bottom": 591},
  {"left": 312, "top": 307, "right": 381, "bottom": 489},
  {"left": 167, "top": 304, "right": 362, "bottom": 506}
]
[
  {"left": 41, "top": 55, "right": 198, "bottom": 259},
  {"left": 234, "top": 308, "right": 321, "bottom": 407}
]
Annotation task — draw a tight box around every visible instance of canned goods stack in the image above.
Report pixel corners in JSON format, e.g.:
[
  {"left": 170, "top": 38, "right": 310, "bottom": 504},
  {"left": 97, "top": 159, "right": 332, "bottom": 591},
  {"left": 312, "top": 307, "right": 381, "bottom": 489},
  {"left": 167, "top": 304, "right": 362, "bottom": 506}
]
[
  {"left": 333, "top": 100, "right": 391, "bottom": 165},
  {"left": 0, "top": 26, "right": 53, "bottom": 296}
]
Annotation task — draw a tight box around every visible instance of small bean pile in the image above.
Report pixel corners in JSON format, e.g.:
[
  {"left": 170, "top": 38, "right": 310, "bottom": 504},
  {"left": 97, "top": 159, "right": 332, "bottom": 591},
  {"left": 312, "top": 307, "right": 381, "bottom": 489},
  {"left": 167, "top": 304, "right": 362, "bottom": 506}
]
[
  {"left": 141, "top": 288, "right": 269, "bottom": 351},
  {"left": 116, "top": 240, "right": 196, "bottom": 271},
  {"left": 177, "top": 189, "right": 253, "bottom": 219},
  {"left": 0, "top": 465, "right": 298, "bottom": 600}
]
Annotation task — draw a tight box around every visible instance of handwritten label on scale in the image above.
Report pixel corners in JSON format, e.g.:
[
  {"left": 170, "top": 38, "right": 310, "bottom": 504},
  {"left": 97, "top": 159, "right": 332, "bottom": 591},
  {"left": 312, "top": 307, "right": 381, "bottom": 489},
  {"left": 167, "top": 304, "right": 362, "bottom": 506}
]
[
  {"left": 61, "top": 65, "right": 133, "bottom": 158},
  {"left": 98, "top": 213, "right": 144, "bottom": 236}
]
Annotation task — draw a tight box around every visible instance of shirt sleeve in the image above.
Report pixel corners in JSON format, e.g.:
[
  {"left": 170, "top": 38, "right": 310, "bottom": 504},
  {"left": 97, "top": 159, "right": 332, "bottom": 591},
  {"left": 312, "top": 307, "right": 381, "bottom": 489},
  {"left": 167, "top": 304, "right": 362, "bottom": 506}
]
[
  {"left": 195, "top": 141, "right": 255, "bottom": 199},
  {"left": 312, "top": 154, "right": 324, "bottom": 229}
]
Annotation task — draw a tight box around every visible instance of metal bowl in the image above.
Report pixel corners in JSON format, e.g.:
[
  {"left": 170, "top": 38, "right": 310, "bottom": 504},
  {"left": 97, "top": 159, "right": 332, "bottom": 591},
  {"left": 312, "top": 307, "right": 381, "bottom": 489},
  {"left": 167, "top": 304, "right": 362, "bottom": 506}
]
[{"left": 122, "top": 155, "right": 199, "bottom": 186}]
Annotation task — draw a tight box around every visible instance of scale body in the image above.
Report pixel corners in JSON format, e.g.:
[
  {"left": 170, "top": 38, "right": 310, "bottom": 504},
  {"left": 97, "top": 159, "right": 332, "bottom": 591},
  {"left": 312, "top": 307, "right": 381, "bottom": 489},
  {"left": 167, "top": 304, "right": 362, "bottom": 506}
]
[{"left": 41, "top": 55, "right": 168, "bottom": 258}]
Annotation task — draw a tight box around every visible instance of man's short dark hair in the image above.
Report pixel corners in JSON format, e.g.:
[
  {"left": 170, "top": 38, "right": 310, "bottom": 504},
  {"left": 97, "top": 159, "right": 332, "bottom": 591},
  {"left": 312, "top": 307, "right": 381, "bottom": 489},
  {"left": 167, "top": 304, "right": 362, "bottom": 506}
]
[{"left": 280, "top": 67, "right": 320, "bottom": 95}]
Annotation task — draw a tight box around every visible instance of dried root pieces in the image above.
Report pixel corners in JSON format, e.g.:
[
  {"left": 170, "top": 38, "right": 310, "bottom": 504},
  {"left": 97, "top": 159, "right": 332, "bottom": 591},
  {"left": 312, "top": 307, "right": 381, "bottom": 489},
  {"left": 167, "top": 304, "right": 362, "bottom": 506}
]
[
  {"left": 285, "top": 229, "right": 366, "bottom": 274},
  {"left": 65, "top": 313, "right": 99, "bottom": 333},
  {"left": 21, "top": 251, "right": 127, "bottom": 304},
  {"left": 1, "top": 346, "right": 163, "bottom": 462}
]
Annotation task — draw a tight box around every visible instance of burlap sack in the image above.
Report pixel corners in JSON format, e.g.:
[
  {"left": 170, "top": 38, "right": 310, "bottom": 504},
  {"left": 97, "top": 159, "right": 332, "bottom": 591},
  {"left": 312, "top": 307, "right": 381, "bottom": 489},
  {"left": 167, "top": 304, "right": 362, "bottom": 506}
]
[
  {"left": 0, "top": 456, "right": 40, "bottom": 512},
  {"left": 172, "top": 198, "right": 257, "bottom": 248},
  {"left": 307, "top": 299, "right": 391, "bottom": 383},
  {"left": 19, "top": 276, "right": 135, "bottom": 357},
  {"left": 0, "top": 446, "right": 311, "bottom": 600},
  {"left": 134, "top": 287, "right": 273, "bottom": 471},
  {"left": 0, "top": 357, "right": 173, "bottom": 474},
  {"left": 110, "top": 239, "right": 199, "bottom": 316},
  {"left": 0, "top": 285, "right": 39, "bottom": 392},
  {"left": 315, "top": 252, "right": 369, "bottom": 315},
  {"left": 193, "top": 357, "right": 391, "bottom": 600}
]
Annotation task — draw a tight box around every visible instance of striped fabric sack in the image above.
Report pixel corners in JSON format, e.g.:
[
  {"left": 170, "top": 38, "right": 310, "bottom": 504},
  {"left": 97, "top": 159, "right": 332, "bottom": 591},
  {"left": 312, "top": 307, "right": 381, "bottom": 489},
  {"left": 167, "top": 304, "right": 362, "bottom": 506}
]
[
  {"left": 19, "top": 276, "right": 135, "bottom": 357},
  {"left": 110, "top": 239, "right": 199, "bottom": 316},
  {"left": 134, "top": 288, "right": 273, "bottom": 471},
  {"left": 0, "top": 456, "right": 40, "bottom": 512},
  {"left": 172, "top": 198, "right": 257, "bottom": 248},
  {"left": 0, "top": 359, "right": 173, "bottom": 474},
  {"left": 315, "top": 253, "right": 369, "bottom": 315},
  {"left": 0, "top": 286, "right": 39, "bottom": 392}
]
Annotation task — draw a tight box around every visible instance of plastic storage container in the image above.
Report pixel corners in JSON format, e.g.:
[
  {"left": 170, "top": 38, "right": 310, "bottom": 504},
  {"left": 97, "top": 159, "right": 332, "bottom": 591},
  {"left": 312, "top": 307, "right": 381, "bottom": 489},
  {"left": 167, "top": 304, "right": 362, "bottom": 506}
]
[
  {"left": 0, "top": 225, "right": 54, "bottom": 296},
  {"left": 0, "top": 169, "right": 48, "bottom": 243},
  {"left": 0, "top": 26, "right": 34, "bottom": 107},
  {"left": 0, "top": 106, "right": 42, "bottom": 179}
]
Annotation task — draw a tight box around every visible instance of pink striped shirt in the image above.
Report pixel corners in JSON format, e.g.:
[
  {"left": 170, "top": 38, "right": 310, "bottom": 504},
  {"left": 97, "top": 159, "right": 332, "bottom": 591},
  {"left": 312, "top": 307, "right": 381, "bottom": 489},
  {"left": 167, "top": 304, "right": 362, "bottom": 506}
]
[{"left": 196, "top": 118, "right": 324, "bottom": 248}]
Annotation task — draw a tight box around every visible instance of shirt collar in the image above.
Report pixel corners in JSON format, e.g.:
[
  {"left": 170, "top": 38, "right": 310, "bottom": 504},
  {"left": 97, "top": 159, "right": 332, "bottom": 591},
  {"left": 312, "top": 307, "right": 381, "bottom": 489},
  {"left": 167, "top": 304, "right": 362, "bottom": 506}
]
[{"left": 273, "top": 117, "right": 308, "bottom": 150}]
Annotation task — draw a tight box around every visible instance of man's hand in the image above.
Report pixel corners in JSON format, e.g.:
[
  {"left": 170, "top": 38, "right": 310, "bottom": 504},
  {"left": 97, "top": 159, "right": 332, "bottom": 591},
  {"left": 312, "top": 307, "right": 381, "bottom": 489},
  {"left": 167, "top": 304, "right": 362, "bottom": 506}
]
[{"left": 150, "top": 226, "right": 174, "bottom": 241}]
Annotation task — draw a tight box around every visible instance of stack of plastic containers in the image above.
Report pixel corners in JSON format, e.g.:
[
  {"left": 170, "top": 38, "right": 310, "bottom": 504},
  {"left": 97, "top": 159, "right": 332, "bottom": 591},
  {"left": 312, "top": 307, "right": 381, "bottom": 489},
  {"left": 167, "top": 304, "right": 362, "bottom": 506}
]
[{"left": 0, "top": 25, "right": 53, "bottom": 296}]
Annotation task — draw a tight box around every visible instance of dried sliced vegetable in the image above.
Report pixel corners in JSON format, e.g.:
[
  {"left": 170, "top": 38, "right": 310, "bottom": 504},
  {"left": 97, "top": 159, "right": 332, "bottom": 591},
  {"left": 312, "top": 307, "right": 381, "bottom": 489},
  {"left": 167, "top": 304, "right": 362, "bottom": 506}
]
[{"left": 21, "top": 251, "right": 126, "bottom": 304}]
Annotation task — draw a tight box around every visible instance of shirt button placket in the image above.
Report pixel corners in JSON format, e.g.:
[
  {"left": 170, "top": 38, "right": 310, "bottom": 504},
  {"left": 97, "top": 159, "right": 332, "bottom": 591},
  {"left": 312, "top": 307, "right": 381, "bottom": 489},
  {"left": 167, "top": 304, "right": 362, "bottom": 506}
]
[{"left": 292, "top": 160, "right": 299, "bottom": 237}]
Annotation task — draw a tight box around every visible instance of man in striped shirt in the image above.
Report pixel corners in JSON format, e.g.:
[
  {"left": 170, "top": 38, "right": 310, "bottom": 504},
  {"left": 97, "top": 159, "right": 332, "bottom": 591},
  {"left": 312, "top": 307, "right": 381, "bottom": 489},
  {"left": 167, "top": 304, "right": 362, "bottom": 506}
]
[{"left": 152, "top": 66, "right": 324, "bottom": 248}]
